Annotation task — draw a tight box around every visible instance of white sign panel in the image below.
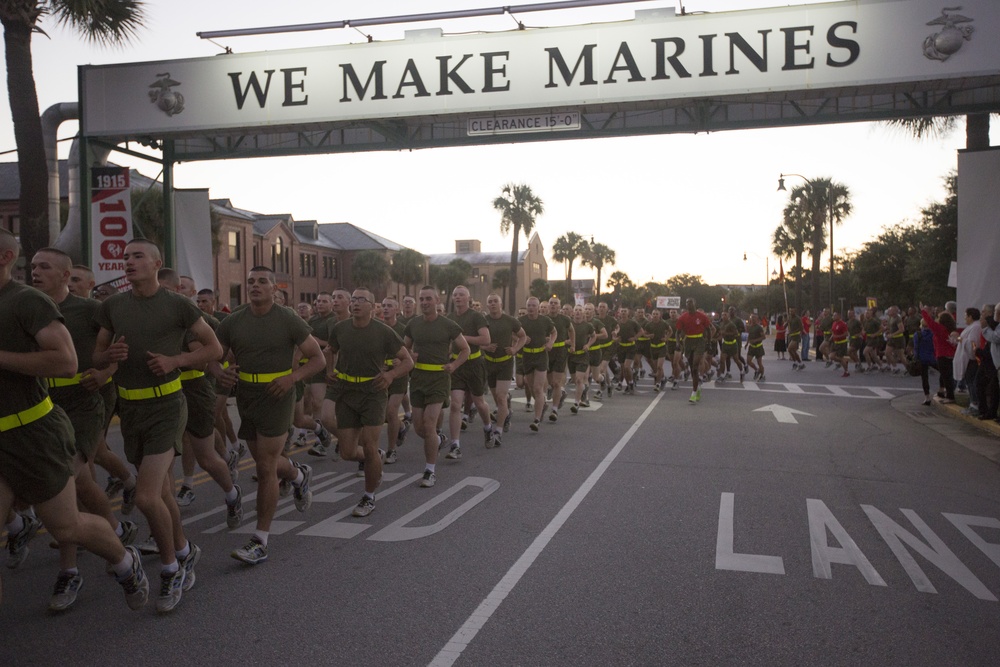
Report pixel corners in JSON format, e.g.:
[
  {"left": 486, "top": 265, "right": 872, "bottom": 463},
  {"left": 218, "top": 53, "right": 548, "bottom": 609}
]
[
  {"left": 80, "top": 0, "right": 1000, "bottom": 137},
  {"left": 468, "top": 111, "right": 580, "bottom": 135},
  {"left": 656, "top": 296, "right": 681, "bottom": 309},
  {"left": 90, "top": 166, "right": 134, "bottom": 289}
]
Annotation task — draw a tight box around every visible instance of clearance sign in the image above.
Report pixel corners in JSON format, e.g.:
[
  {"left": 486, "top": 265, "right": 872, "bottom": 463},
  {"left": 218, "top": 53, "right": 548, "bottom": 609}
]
[
  {"left": 79, "top": 0, "right": 999, "bottom": 137},
  {"left": 90, "top": 166, "right": 134, "bottom": 289}
]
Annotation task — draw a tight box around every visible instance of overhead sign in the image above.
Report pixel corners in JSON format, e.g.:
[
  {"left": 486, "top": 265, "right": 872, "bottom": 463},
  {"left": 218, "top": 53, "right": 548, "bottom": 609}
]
[
  {"left": 656, "top": 296, "right": 681, "bottom": 309},
  {"left": 468, "top": 111, "right": 580, "bottom": 136},
  {"left": 80, "top": 0, "right": 1000, "bottom": 137}
]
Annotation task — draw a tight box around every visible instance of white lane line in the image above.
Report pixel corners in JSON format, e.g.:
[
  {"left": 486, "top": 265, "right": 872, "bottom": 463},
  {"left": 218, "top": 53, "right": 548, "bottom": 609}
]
[{"left": 428, "top": 391, "right": 665, "bottom": 667}]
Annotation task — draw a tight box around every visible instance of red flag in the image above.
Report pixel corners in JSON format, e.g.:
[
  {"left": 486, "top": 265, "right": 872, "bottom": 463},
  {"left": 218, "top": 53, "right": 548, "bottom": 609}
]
[{"left": 779, "top": 258, "right": 785, "bottom": 283}]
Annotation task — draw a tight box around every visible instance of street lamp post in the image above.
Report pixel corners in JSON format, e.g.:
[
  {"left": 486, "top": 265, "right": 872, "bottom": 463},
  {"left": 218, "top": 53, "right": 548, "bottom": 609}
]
[{"left": 778, "top": 173, "right": 835, "bottom": 312}]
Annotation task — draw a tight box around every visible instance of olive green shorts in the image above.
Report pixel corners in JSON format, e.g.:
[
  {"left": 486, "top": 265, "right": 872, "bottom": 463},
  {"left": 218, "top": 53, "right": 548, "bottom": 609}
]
[
  {"left": 567, "top": 352, "right": 589, "bottom": 375},
  {"left": 747, "top": 345, "right": 765, "bottom": 359},
  {"left": 50, "top": 386, "right": 104, "bottom": 462},
  {"left": 486, "top": 359, "right": 514, "bottom": 389},
  {"left": 452, "top": 358, "right": 487, "bottom": 396},
  {"left": 616, "top": 343, "right": 635, "bottom": 364},
  {"left": 100, "top": 381, "right": 117, "bottom": 430},
  {"left": 118, "top": 392, "right": 187, "bottom": 465},
  {"left": 409, "top": 369, "right": 451, "bottom": 408},
  {"left": 334, "top": 385, "right": 389, "bottom": 429},
  {"left": 650, "top": 343, "right": 667, "bottom": 360},
  {"left": 547, "top": 346, "right": 569, "bottom": 373},
  {"left": 0, "top": 405, "right": 75, "bottom": 505},
  {"left": 182, "top": 375, "right": 217, "bottom": 439},
  {"left": 521, "top": 351, "right": 548, "bottom": 375},
  {"left": 588, "top": 348, "right": 603, "bottom": 367},
  {"left": 684, "top": 336, "right": 707, "bottom": 357},
  {"left": 236, "top": 381, "right": 296, "bottom": 440}
]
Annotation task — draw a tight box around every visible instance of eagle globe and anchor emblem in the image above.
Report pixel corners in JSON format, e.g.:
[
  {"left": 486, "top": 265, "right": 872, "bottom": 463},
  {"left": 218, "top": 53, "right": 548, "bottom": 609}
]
[
  {"left": 148, "top": 73, "right": 185, "bottom": 117},
  {"left": 923, "top": 7, "right": 975, "bottom": 61}
]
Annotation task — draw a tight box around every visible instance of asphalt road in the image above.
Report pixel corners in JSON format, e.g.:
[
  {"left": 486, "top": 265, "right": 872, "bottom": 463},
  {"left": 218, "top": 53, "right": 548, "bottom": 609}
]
[{"left": 3, "top": 359, "right": 1000, "bottom": 667}]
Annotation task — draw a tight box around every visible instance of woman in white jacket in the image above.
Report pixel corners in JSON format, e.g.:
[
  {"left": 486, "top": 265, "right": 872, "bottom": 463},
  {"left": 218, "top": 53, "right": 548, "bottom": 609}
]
[{"left": 955, "top": 307, "right": 982, "bottom": 416}]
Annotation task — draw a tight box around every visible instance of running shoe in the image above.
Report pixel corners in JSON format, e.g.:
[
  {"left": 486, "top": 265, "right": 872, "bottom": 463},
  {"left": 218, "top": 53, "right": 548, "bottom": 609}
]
[
  {"left": 104, "top": 477, "right": 124, "bottom": 499},
  {"left": 696, "top": 388, "right": 702, "bottom": 401},
  {"left": 279, "top": 478, "right": 292, "bottom": 498},
  {"left": 121, "top": 484, "right": 137, "bottom": 515},
  {"left": 397, "top": 420, "right": 410, "bottom": 446},
  {"left": 117, "top": 546, "right": 149, "bottom": 610},
  {"left": 6, "top": 512, "right": 41, "bottom": 569},
  {"left": 484, "top": 428, "right": 495, "bottom": 449},
  {"left": 176, "top": 485, "right": 195, "bottom": 507},
  {"left": 446, "top": 444, "right": 462, "bottom": 460},
  {"left": 179, "top": 542, "right": 201, "bottom": 592},
  {"left": 352, "top": 495, "right": 375, "bottom": 518},
  {"left": 293, "top": 462, "right": 313, "bottom": 512},
  {"left": 503, "top": 410, "right": 512, "bottom": 433},
  {"left": 226, "top": 448, "right": 240, "bottom": 483},
  {"left": 491, "top": 430, "right": 502, "bottom": 448},
  {"left": 118, "top": 519, "right": 138, "bottom": 547},
  {"left": 385, "top": 449, "right": 398, "bottom": 465},
  {"left": 758, "top": 375, "right": 766, "bottom": 382},
  {"left": 540, "top": 402, "right": 549, "bottom": 423},
  {"left": 420, "top": 470, "right": 436, "bottom": 488},
  {"left": 842, "top": 371, "right": 850, "bottom": 378},
  {"left": 308, "top": 442, "right": 328, "bottom": 457},
  {"left": 530, "top": 419, "right": 540, "bottom": 432},
  {"left": 357, "top": 461, "right": 365, "bottom": 478},
  {"left": 226, "top": 485, "right": 244, "bottom": 530},
  {"left": 156, "top": 568, "right": 186, "bottom": 613},
  {"left": 580, "top": 399, "right": 591, "bottom": 408},
  {"left": 231, "top": 536, "right": 268, "bottom": 565},
  {"left": 549, "top": 408, "right": 559, "bottom": 422},
  {"left": 825, "top": 360, "right": 834, "bottom": 368},
  {"left": 672, "top": 380, "right": 679, "bottom": 390},
  {"left": 460, "top": 414, "right": 469, "bottom": 431},
  {"left": 689, "top": 391, "right": 698, "bottom": 404},
  {"left": 49, "top": 571, "right": 84, "bottom": 611},
  {"left": 570, "top": 403, "right": 579, "bottom": 414},
  {"left": 136, "top": 535, "right": 159, "bottom": 555},
  {"left": 525, "top": 400, "right": 533, "bottom": 412},
  {"left": 437, "top": 432, "right": 448, "bottom": 450}
]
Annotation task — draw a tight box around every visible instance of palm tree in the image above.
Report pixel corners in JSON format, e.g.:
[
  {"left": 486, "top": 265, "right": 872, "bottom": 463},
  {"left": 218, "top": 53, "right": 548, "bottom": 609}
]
[
  {"left": 389, "top": 248, "right": 426, "bottom": 297},
  {"left": 1, "top": 1, "right": 147, "bottom": 260},
  {"left": 493, "top": 183, "right": 544, "bottom": 314},
  {"left": 551, "top": 232, "right": 589, "bottom": 303},
  {"left": 583, "top": 242, "right": 615, "bottom": 300},
  {"left": 771, "top": 201, "right": 811, "bottom": 311},
  {"left": 430, "top": 258, "right": 471, "bottom": 311},
  {"left": 491, "top": 268, "right": 511, "bottom": 304},
  {"left": 784, "top": 178, "right": 852, "bottom": 313},
  {"left": 606, "top": 270, "right": 632, "bottom": 303}
]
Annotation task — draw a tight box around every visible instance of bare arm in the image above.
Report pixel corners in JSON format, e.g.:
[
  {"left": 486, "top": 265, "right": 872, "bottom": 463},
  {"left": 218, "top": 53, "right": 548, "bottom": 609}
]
[{"left": 0, "top": 320, "right": 77, "bottom": 378}]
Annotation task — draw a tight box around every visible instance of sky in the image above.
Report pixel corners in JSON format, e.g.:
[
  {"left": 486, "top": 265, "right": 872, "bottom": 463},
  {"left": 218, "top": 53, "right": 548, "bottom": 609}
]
[{"left": 1, "top": 0, "right": 994, "bottom": 288}]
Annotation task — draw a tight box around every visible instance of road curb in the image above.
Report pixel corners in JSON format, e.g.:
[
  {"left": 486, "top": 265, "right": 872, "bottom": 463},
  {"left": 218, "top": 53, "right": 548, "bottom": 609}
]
[{"left": 891, "top": 393, "right": 1000, "bottom": 465}]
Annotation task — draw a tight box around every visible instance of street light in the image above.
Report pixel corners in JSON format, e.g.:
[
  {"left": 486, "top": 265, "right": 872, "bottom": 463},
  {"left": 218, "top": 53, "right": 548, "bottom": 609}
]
[{"left": 778, "top": 173, "right": 835, "bottom": 312}]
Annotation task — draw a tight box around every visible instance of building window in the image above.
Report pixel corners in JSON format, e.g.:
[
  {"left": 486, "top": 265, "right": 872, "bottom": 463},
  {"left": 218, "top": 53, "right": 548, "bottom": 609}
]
[
  {"left": 300, "top": 292, "right": 317, "bottom": 304},
  {"left": 229, "top": 283, "right": 242, "bottom": 308},
  {"left": 271, "top": 237, "right": 289, "bottom": 273},
  {"left": 228, "top": 230, "right": 241, "bottom": 261},
  {"left": 532, "top": 262, "right": 541, "bottom": 274},
  {"left": 472, "top": 267, "right": 480, "bottom": 278},
  {"left": 299, "top": 253, "right": 317, "bottom": 278},
  {"left": 253, "top": 244, "right": 259, "bottom": 266},
  {"left": 323, "top": 256, "right": 338, "bottom": 279},
  {"left": 7, "top": 215, "right": 19, "bottom": 235}
]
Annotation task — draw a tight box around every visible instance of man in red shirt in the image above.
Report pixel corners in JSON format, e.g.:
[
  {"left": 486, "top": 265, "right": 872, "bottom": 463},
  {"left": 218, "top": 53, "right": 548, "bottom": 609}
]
[
  {"left": 676, "top": 299, "right": 715, "bottom": 403},
  {"left": 829, "top": 312, "right": 851, "bottom": 377}
]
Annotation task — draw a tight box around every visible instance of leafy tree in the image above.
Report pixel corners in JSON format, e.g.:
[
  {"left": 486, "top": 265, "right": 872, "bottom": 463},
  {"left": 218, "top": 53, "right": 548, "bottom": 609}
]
[
  {"left": 771, "top": 199, "right": 811, "bottom": 311},
  {"left": 491, "top": 267, "right": 511, "bottom": 304},
  {"left": 1, "top": 0, "right": 147, "bottom": 260},
  {"left": 664, "top": 273, "right": 726, "bottom": 313},
  {"left": 351, "top": 250, "right": 391, "bottom": 295},
  {"left": 606, "top": 270, "right": 632, "bottom": 296},
  {"left": 493, "top": 183, "right": 544, "bottom": 314},
  {"left": 551, "top": 232, "right": 589, "bottom": 303},
  {"left": 583, "top": 241, "right": 615, "bottom": 300},
  {"left": 529, "top": 278, "right": 551, "bottom": 300},
  {"left": 430, "top": 258, "right": 471, "bottom": 311},
  {"left": 783, "top": 178, "right": 852, "bottom": 312},
  {"left": 390, "top": 248, "right": 426, "bottom": 296}
]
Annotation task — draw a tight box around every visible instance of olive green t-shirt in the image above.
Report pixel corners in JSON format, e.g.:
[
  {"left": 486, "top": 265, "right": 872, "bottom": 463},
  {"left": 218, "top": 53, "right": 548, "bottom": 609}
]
[
  {"left": 720, "top": 321, "right": 740, "bottom": 342},
  {"left": 550, "top": 313, "right": 573, "bottom": 344},
  {"left": 449, "top": 308, "right": 490, "bottom": 355},
  {"left": 327, "top": 318, "right": 403, "bottom": 378},
  {"left": 308, "top": 313, "right": 335, "bottom": 344},
  {"left": 485, "top": 313, "right": 523, "bottom": 353},
  {"left": 56, "top": 293, "right": 101, "bottom": 372},
  {"left": 591, "top": 318, "right": 607, "bottom": 341},
  {"left": 643, "top": 319, "right": 668, "bottom": 344},
  {"left": 847, "top": 318, "right": 863, "bottom": 336},
  {"left": 787, "top": 316, "right": 802, "bottom": 335},
  {"left": 216, "top": 303, "right": 312, "bottom": 374},
  {"left": 635, "top": 316, "right": 649, "bottom": 340},
  {"left": 573, "top": 321, "right": 596, "bottom": 350},
  {"left": 818, "top": 315, "right": 834, "bottom": 334},
  {"left": 864, "top": 318, "right": 882, "bottom": 336},
  {"left": 617, "top": 319, "right": 640, "bottom": 343},
  {"left": 904, "top": 314, "right": 922, "bottom": 336},
  {"left": 0, "top": 281, "right": 61, "bottom": 415},
  {"left": 747, "top": 323, "right": 765, "bottom": 344},
  {"left": 518, "top": 315, "right": 555, "bottom": 350},
  {"left": 404, "top": 315, "right": 463, "bottom": 366},
  {"left": 96, "top": 287, "right": 204, "bottom": 390},
  {"left": 599, "top": 315, "right": 618, "bottom": 343}
]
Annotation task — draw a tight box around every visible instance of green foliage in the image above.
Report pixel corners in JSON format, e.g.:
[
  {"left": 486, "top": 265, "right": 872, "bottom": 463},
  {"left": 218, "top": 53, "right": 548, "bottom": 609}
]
[
  {"left": 430, "top": 258, "right": 472, "bottom": 311},
  {"left": 493, "top": 183, "right": 544, "bottom": 313},
  {"left": 529, "top": 278, "right": 550, "bottom": 300},
  {"left": 583, "top": 241, "right": 615, "bottom": 298},
  {"left": 351, "top": 250, "right": 391, "bottom": 292},
  {"left": 664, "top": 274, "right": 727, "bottom": 313},
  {"left": 390, "top": 248, "right": 426, "bottom": 295}
]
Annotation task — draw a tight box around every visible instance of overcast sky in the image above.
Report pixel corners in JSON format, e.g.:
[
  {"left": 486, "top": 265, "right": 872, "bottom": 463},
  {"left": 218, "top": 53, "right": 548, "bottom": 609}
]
[{"left": 1, "top": 0, "right": 992, "bottom": 287}]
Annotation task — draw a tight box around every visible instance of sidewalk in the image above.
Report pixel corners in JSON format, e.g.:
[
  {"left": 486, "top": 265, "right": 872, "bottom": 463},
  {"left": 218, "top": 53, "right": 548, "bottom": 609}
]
[
  {"left": 935, "top": 398, "right": 1000, "bottom": 438},
  {"left": 893, "top": 392, "right": 1000, "bottom": 464}
]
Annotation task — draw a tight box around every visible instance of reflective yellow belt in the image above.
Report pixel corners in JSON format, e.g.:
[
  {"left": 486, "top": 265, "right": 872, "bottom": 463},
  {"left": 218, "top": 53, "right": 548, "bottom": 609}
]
[
  {"left": 824, "top": 331, "right": 832, "bottom": 336},
  {"left": 667, "top": 337, "right": 676, "bottom": 343},
  {"left": 336, "top": 371, "right": 376, "bottom": 383},
  {"left": 723, "top": 338, "right": 737, "bottom": 345},
  {"left": 551, "top": 341, "right": 566, "bottom": 348},
  {"left": 0, "top": 397, "right": 54, "bottom": 432},
  {"left": 414, "top": 362, "right": 445, "bottom": 371},
  {"left": 117, "top": 378, "right": 183, "bottom": 401},
  {"left": 179, "top": 370, "right": 205, "bottom": 381},
  {"left": 570, "top": 349, "right": 587, "bottom": 355},
  {"left": 750, "top": 342, "right": 764, "bottom": 348},
  {"left": 619, "top": 341, "right": 635, "bottom": 347},
  {"left": 384, "top": 359, "right": 394, "bottom": 367},
  {"left": 522, "top": 346, "right": 545, "bottom": 354},
  {"left": 484, "top": 354, "right": 512, "bottom": 363},
  {"left": 47, "top": 372, "right": 113, "bottom": 388},
  {"left": 238, "top": 370, "right": 292, "bottom": 384},
  {"left": 449, "top": 351, "right": 481, "bottom": 360},
  {"left": 637, "top": 337, "right": 650, "bottom": 341},
  {"left": 651, "top": 342, "right": 666, "bottom": 348},
  {"left": 686, "top": 333, "right": 703, "bottom": 338},
  {"left": 891, "top": 332, "right": 905, "bottom": 338}
]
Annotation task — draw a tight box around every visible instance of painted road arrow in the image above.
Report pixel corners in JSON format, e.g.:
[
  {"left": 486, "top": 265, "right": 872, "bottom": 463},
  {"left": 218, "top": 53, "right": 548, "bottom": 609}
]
[{"left": 753, "top": 404, "right": 815, "bottom": 424}]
